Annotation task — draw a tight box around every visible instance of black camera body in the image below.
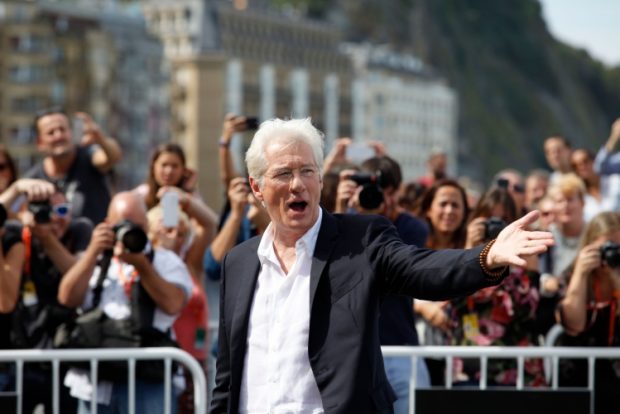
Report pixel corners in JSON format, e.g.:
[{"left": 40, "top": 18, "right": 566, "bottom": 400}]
[
  {"left": 600, "top": 241, "right": 620, "bottom": 268},
  {"left": 113, "top": 220, "right": 148, "bottom": 253},
  {"left": 28, "top": 201, "right": 52, "bottom": 224},
  {"left": 484, "top": 217, "right": 507, "bottom": 241},
  {"left": 0, "top": 203, "right": 6, "bottom": 227},
  {"left": 349, "top": 171, "right": 384, "bottom": 210}
]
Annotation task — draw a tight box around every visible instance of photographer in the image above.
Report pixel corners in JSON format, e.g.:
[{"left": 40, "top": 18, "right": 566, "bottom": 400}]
[
  {"left": 26, "top": 109, "right": 122, "bottom": 224},
  {"left": 336, "top": 155, "right": 430, "bottom": 414},
  {"left": 0, "top": 202, "right": 25, "bottom": 400},
  {"left": 1, "top": 179, "right": 92, "bottom": 412},
  {"left": 449, "top": 186, "right": 546, "bottom": 386},
  {"left": 557, "top": 211, "right": 620, "bottom": 413},
  {"left": 57, "top": 191, "right": 193, "bottom": 413}
]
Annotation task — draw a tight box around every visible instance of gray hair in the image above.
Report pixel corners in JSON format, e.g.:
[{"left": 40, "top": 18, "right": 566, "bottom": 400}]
[{"left": 245, "top": 118, "right": 324, "bottom": 186}]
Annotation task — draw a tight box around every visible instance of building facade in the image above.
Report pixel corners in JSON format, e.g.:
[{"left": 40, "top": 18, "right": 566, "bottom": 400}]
[
  {"left": 142, "top": 0, "right": 352, "bottom": 208},
  {"left": 0, "top": 0, "right": 169, "bottom": 188},
  {"left": 346, "top": 44, "right": 458, "bottom": 181}
]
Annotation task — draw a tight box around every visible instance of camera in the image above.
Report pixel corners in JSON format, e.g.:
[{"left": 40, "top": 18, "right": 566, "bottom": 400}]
[
  {"left": 349, "top": 171, "right": 384, "bottom": 210},
  {"left": 484, "top": 217, "right": 507, "bottom": 241},
  {"left": 28, "top": 201, "right": 52, "bottom": 224},
  {"left": 245, "top": 117, "right": 259, "bottom": 130},
  {"left": 113, "top": 220, "right": 148, "bottom": 253},
  {"left": 0, "top": 204, "right": 6, "bottom": 227},
  {"left": 600, "top": 241, "right": 620, "bottom": 268}
]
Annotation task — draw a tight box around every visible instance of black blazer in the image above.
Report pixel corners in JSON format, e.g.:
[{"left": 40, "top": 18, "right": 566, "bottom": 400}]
[{"left": 211, "top": 211, "right": 501, "bottom": 414}]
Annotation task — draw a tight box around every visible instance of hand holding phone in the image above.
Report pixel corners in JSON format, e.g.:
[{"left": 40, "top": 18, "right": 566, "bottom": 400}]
[{"left": 161, "top": 191, "right": 180, "bottom": 228}]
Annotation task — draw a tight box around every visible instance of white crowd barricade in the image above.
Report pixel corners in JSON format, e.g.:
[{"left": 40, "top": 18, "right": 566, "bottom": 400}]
[
  {"left": 0, "top": 347, "right": 206, "bottom": 414},
  {"left": 382, "top": 345, "right": 620, "bottom": 414}
]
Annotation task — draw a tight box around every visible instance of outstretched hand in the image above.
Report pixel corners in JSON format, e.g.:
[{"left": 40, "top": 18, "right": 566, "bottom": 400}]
[{"left": 486, "top": 210, "right": 554, "bottom": 269}]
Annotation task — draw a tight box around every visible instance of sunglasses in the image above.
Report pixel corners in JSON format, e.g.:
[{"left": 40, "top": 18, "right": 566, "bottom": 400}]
[
  {"left": 52, "top": 203, "right": 71, "bottom": 217},
  {"left": 496, "top": 178, "right": 525, "bottom": 194}
]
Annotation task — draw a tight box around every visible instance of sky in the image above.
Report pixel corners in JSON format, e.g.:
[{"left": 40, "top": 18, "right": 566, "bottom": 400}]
[{"left": 539, "top": 0, "right": 620, "bottom": 67}]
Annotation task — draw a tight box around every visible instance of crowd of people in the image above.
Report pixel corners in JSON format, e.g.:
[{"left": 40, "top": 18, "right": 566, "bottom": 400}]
[{"left": 0, "top": 108, "right": 619, "bottom": 413}]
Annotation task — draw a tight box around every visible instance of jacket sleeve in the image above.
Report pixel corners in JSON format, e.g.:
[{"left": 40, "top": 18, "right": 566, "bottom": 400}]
[
  {"left": 364, "top": 217, "right": 501, "bottom": 300},
  {"left": 209, "top": 254, "right": 230, "bottom": 414},
  {"left": 594, "top": 146, "right": 620, "bottom": 175}
]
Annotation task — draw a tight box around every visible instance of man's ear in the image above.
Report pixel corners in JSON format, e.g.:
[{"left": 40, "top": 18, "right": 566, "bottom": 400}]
[{"left": 249, "top": 176, "right": 263, "bottom": 202}]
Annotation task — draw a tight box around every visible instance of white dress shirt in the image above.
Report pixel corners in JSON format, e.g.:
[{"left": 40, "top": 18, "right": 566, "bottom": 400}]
[{"left": 239, "top": 208, "right": 324, "bottom": 414}]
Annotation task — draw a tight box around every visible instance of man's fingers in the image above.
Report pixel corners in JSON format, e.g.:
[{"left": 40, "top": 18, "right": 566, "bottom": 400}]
[{"left": 513, "top": 210, "right": 540, "bottom": 228}]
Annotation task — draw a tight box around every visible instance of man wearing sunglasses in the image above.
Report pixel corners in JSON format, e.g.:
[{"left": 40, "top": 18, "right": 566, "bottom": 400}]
[{"left": 1, "top": 179, "right": 93, "bottom": 412}]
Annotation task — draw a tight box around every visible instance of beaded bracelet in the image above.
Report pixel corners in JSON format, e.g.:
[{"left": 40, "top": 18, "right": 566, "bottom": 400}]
[{"left": 479, "top": 239, "right": 507, "bottom": 280}]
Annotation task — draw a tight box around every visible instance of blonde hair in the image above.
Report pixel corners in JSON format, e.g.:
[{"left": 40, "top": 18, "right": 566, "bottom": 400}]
[
  {"left": 146, "top": 205, "right": 193, "bottom": 256},
  {"left": 578, "top": 211, "right": 620, "bottom": 250},
  {"left": 547, "top": 173, "right": 586, "bottom": 202}
]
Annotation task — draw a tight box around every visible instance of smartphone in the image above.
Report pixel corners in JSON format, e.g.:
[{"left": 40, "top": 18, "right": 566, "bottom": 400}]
[
  {"left": 161, "top": 191, "right": 180, "bottom": 228},
  {"left": 245, "top": 117, "right": 260, "bottom": 130},
  {"left": 346, "top": 142, "right": 375, "bottom": 164},
  {"left": 72, "top": 117, "right": 84, "bottom": 142}
]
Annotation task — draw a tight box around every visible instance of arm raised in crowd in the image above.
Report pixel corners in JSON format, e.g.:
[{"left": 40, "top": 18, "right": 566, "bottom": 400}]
[
  {"left": 208, "top": 177, "right": 249, "bottom": 263},
  {"left": 76, "top": 112, "right": 122, "bottom": 173},
  {"left": 0, "top": 178, "right": 55, "bottom": 207},
  {"left": 157, "top": 186, "right": 218, "bottom": 277},
  {"left": 218, "top": 114, "right": 251, "bottom": 188},
  {"left": 560, "top": 242, "right": 601, "bottom": 335},
  {"left": 594, "top": 118, "right": 620, "bottom": 175}
]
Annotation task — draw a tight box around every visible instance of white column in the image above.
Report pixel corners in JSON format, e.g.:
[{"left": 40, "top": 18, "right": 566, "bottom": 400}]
[
  {"left": 259, "top": 64, "right": 275, "bottom": 121},
  {"left": 323, "top": 73, "right": 339, "bottom": 151}
]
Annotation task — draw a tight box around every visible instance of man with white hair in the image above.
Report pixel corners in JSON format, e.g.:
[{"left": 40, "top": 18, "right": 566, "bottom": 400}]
[{"left": 211, "top": 118, "right": 554, "bottom": 414}]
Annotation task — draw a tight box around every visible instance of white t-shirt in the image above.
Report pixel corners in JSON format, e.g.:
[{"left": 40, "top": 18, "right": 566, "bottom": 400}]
[{"left": 81, "top": 248, "right": 193, "bottom": 332}]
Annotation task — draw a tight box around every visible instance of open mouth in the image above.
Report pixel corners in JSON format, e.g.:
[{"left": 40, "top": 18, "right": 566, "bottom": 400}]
[{"left": 288, "top": 201, "right": 308, "bottom": 212}]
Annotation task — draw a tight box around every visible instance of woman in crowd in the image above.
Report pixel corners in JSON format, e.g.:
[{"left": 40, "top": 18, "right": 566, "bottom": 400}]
[
  {"left": 449, "top": 187, "right": 546, "bottom": 386},
  {"left": 537, "top": 173, "right": 587, "bottom": 335},
  {"left": 571, "top": 148, "right": 620, "bottom": 222},
  {"left": 414, "top": 179, "right": 470, "bottom": 385},
  {"left": 136, "top": 143, "right": 217, "bottom": 268},
  {"left": 558, "top": 211, "right": 620, "bottom": 413}
]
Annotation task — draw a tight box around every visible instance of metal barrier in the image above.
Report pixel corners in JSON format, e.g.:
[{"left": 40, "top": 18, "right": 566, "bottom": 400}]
[
  {"left": 382, "top": 345, "right": 620, "bottom": 414},
  {"left": 0, "top": 347, "right": 206, "bottom": 414}
]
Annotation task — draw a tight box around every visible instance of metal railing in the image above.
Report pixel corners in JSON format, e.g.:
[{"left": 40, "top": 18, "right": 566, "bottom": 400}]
[
  {"left": 0, "top": 347, "right": 207, "bottom": 414},
  {"left": 382, "top": 345, "right": 620, "bottom": 414}
]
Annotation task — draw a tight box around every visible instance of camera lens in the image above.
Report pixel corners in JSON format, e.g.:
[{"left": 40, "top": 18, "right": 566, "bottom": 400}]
[
  {"left": 358, "top": 185, "right": 384, "bottom": 210},
  {"left": 114, "top": 221, "right": 148, "bottom": 253},
  {"left": 484, "top": 217, "right": 507, "bottom": 241},
  {"left": 600, "top": 241, "right": 620, "bottom": 268},
  {"left": 28, "top": 201, "right": 52, "bottom": 224}
]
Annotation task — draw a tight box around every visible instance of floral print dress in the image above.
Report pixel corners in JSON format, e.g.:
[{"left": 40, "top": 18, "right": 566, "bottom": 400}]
[{"left": 448, "top": 267, "right": 547, "bottom": 387}]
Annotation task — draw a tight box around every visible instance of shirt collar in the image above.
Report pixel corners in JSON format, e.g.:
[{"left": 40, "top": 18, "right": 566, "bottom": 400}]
[{"left": 257, "top": 207, "right": 323, "bottom": 266}]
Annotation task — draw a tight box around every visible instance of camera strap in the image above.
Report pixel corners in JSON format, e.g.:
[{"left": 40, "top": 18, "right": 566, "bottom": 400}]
[
  {"left": 91, "top": 251, "right": 113, "bottom": 310},
  {"left": 21, "top": 227, "right": 32, "bottom": 276}
]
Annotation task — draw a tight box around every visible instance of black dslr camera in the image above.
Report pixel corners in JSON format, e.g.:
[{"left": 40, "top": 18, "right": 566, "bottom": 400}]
[
  {"left": 484, "top": 217, "right": 507, "bottom": 241},
  {"left": 349, "top": 171, "right": 384, "bottom": 210},
  {"left": 0, "top": 204, "right": 7, "bottom": 227},
  {"left": 113, "top": 220, "right": 148, "bottom": 253},
  {"left": 600, "top": 241, "right": 620, "bottom": 268},
  {"left": 28, "top": 200, "right": 52, "bottom": 224}
]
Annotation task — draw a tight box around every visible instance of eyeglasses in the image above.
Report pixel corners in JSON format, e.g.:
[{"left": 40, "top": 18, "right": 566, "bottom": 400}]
[{"left": 52, "top": 203, "right": 71, "bottom": 217}]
